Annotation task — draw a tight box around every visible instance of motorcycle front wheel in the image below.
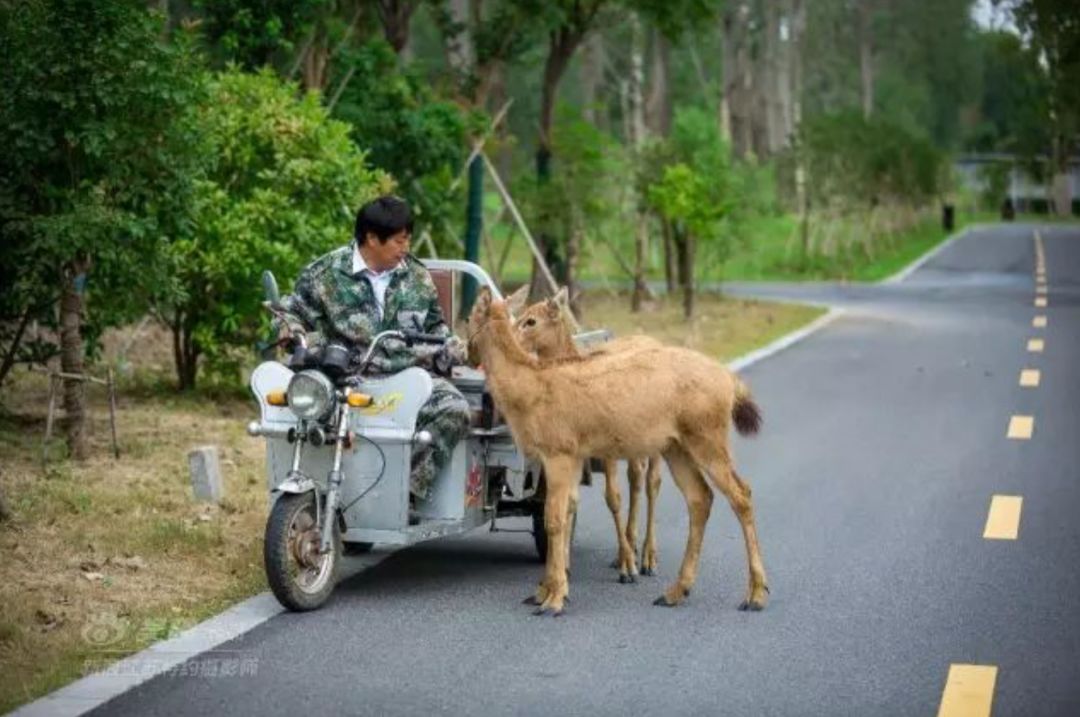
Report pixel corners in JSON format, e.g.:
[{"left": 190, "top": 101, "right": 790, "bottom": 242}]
[{"left": 264, "top": 492, "right": 340, "bottom": 611}]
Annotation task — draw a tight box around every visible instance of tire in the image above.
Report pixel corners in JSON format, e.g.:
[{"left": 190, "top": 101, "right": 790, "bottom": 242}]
[
  {"left": 264, "top": 492, "right": 340, "bottom": 611},
  {"left": 532, "top": 502, "right": 578, "bottom": 563}
]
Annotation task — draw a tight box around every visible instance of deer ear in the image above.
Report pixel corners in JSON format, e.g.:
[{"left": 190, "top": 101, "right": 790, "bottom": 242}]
[
  {"left": 553, "top": 287, "right": 569, "bottom": 307},
  {"left": 506, "top": 284, "right": 529, "bottom": 315}
]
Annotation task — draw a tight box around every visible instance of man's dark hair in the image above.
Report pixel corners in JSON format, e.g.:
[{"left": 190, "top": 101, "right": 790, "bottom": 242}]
[{"left": 354, "top": 195, "right": 413, "bottom": 244}]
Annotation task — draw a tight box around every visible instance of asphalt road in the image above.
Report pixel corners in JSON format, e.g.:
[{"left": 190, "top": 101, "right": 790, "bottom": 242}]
[{"left": 91, "top": 223, "right": 1080, "bottom": 717}]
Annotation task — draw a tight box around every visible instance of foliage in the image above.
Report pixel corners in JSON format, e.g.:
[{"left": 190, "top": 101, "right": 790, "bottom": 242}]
[
  {"left": 977, "top": 161, "right": 1013, "bottom": 211},
  {"left": 0, "top": 0, "right": 204, "bottom": 385},
  {"left": 647, "top": 107, "right": 735, "bottom": 265},
  {"left": 332, "top": 39, "right": 481, "bottom": 254},
  {"left": 797, "top": 110, "right": 945, "bottom": 209},
  {"left": 537, "top": 108, "right": 632, "bottom": 239},
  {"left": 966, "top": 30, "right": 1050, "bottom": 156},
  {"left": 193, "top": 0, "right": 331, "bottom": 70},
  {"left": 999, "top": 0, "right": 1080, "bottom": 168},
  {"left": 163, "top": 69, "right": 391, "bottom": 387}
]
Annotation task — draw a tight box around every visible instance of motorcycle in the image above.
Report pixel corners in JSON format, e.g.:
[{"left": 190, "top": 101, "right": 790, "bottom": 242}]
[{"left": 248, "top": 261, "right": 554, "bottom": 611}]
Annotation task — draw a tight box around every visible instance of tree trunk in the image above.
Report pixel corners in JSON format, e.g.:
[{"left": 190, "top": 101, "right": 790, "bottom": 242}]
[
  {"left": 444, "top": 0, "right": 474, "bottom": 73},
  {"left": 0, "top": 306, "right": 33, "bottom": 388},
  {"left": 60, "top": 258, "right": 91, "bottom": 460},
  {"left": 581, "top": 32, "right": 605, "bottom": 126},
  {"left": 680, "top": 232, "right": 695, "bottom": 320},
  {"left": 761, "top": 0, "right": 784, "bottom": 155},
  {"left": 644, "top": 28, "right": 671, "bottom": 137},
  {"left": 858, "top": 0, "right": 874, "bottom": 119},
  {"left": 301, "top": 21, "right": 330, "bottom": 91},
  {"left": 0, "top": 484, "right": 11, "bottom": 523},
  {"left": 719, "top": 11, "right": 735, "bottom": 144},
  {"left": 566, "top": 211, "right": 583, "bottom": 319},
  {"left": 673, "top": 227, "right": 690, "bottom": 290},
  {"left": 171, "top": 311, "right": 199, "bottom": 391},
  {"left": 724, "top": 2, "right": 755, "bottom": 159},
  {"left": 662, "top": 218, "right": 676, "bottom": 293},
  {"left": 629, "top": 14, "right": 649, "bottom": 312},
  {"left": 792, "top": 0, "right": 810, "bottom": 256},
  {"left": 529, "top": 26, "right": 586, "bottom": 302},
  {"left": 376, "top": 0, "right": 418, "bottom": 56}
]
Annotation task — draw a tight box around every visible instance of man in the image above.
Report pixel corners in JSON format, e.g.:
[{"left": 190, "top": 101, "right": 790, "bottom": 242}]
[{"left": 275, "top": 195, "right": 470, "bottom": 502}]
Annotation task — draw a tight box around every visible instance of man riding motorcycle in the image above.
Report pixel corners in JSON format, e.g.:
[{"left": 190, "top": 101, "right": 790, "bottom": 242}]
[{"left": 273, "top": 195, "right": 470, "bottom": 504}]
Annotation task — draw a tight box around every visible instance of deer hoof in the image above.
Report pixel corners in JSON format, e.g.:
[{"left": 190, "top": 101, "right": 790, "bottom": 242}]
[
  {"left": 618, "top": 573, "right": 636, "bottom": 585},
  {"left": 653, "top": 595, "right": 679, "bottom": 607},
  {"left": 738, "top": 599, "right": 765, "bottom": 612},
  {"left": 532, "top": 607, "right": 564, "bottom": 618},
  {"left": 639, "top": 567, "right": 656, "bottom": 577},
  {"left": 522, "top": 595, "right": 540, "bottom": 605},
  {"left": 608, "top": 559, "right": 620, "bottom": 569}
]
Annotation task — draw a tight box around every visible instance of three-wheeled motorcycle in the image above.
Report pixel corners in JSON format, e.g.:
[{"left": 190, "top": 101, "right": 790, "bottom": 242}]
[{"left": 249, "top": 261, "right": 584, "bottom": 611}]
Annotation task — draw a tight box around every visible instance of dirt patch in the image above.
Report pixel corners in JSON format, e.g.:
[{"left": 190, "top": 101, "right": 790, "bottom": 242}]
[
  {"left": 0, "top": 364, "right": 266, "bottom": 712},
  {"left": 579, "top": 290, "right": 824, "bottom": 362}
]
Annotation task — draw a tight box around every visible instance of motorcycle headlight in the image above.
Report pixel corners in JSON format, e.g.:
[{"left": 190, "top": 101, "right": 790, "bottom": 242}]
[{"left": 286, "top": 370, "right": 336, "bottom": 421}]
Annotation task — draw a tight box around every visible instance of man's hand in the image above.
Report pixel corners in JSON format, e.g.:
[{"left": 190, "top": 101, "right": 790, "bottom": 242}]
[{"left": 432, "top": 335, "right": 467, "bottom": 376}]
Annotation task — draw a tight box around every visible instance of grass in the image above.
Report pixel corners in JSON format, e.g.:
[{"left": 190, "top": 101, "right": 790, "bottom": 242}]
[
  {"left": 578, "top": 290, "right": 824, "bottom": 363},
  {"left": 0, "top": 323, "right": 268, "bottom": 713},
  {"left": 478, "top": 203, "right": 1000, "bottom": 287},
  {"left": 0, "top": 290, "right": 822, "bottom": 712}
]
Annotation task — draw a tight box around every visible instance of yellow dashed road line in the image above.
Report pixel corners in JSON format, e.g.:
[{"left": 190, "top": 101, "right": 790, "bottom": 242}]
[
  {"left": 1007, "top": 415, "right": 1034, "bottom": 439},
  {"left": 1035, "top": 297, "right": 1047, "bottom": 308},
  {"left": 1033, "top": 315, "right": 1047, "bottom": 328},
  {"left": 1027, "top": 338, "right": 1044, "bottom": 352},
  {"left": 983, "top": 496, "right": 1023, "bottom": 540},
  {"left": 1019, "top": 369, "right": 1040, "bottom": 387},
  {"left": 937, "top": 664, "right": 998, "bottom": 717}
]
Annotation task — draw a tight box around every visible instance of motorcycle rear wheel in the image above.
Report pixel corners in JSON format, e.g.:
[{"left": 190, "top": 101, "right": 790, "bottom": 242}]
[{"left": 264, "top": 492, "right": 340, "bottom": 611}]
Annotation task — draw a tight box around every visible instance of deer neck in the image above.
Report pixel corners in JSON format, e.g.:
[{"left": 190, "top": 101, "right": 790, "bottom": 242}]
[{"left": 478, "top": 313, "right": 541, "bottom": 385}]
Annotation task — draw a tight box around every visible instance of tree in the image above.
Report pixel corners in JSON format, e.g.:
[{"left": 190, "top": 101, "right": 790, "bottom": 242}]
[
  {"left": 194, "top": 0, "right": 331, "bottom": 70},
  {"left": 0, "top": 0, "right": 203, "bottom": 457},
  {"left": 647, "top": 107, "right": 734, "bottom": 319},
  {"left": 332, "top": 39, "right": 479, "bottom": 254},
  {"left": 1001, "top": 0, "right": 1080, "bottom": 215},
  {"left": 161, "top": 69, "right": 390, "bottom": 389}
]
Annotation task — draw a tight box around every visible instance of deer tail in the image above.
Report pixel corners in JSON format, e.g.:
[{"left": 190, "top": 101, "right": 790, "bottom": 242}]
[{"left": 732, "top": 375, "right": 762, "bottom": 436}]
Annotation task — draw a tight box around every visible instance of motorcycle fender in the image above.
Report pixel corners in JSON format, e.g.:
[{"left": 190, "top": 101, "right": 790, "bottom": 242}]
[{"left": 273, "top": 475, "right": 317, "bottom": 495}]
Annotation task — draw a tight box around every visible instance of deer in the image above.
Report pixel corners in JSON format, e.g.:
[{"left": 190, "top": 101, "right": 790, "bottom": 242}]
[
  {"left": 467, "top": 286, "right": 768, "bottom": 617},
  {"left": 506, "top": 286, "right": 663, "bottom": 585}
]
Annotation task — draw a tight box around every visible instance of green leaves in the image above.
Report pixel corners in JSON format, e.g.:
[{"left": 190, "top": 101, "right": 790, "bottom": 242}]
[
  {"left": 647, "top": 107, "right": 732, "bottom": 242},
  {"left": 0, "top": 0, "right": 204, "bottom": 382},
  {"left": 161, "top": 68, "right": 389, "bottom": 385}
]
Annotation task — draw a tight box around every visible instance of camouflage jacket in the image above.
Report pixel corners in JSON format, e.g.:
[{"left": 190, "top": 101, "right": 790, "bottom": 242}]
[{"left": 276, "top": 243, "right": 456, "bottom": 375}]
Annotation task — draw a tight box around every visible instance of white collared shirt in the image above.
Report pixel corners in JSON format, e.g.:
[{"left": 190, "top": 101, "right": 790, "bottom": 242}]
[{"left": 353, "top": 247, "right": 402, "bottom": 320}]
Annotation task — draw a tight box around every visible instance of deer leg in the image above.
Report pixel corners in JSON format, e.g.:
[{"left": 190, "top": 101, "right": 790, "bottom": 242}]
[
  {"left": 640, "top": 456, "right": 663, "bottom": 576},
  {"left": 603, "top": 459, "right": 638, "bottom": 582},
  {"left": 654, "top": 446, "right": 712, "bottom": 607},
  {"left": 625, "top": 458, "right": 645, "bottom": 567},
  {"left": 565, "top": 478, "right": 580, "bottom": 579},
  {"left": 687, "top": 438, "right": 769, "bottom": 611},
  {"left": 529, "top": 455, "right": 579, "bottom": 616}
]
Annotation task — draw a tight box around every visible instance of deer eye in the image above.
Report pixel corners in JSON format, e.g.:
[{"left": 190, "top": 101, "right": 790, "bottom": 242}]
[{"left": 523, "top": 318, "right": 536, "bottom": 328}]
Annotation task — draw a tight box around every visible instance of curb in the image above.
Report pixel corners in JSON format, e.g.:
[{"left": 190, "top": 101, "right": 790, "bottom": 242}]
[
  {"left": 9, "top": 554, "right": 392, "bottom": 717},
  {"left": 881, "top": 223, "right": 981, "bottom": 285}
]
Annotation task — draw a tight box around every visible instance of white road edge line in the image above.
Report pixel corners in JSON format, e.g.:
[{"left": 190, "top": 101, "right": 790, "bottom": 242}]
[
  {"left": 728, "top": 308, "right": 845, "bottom": 372},
  {"left": 883, "top": 224, "right": 979, "bottom": 285},
  {"left": 10, "top": 554, "right": 393, "bottom": 717},
  {"left": 16, "top": 267, "right": 861, "bottom": 717}
]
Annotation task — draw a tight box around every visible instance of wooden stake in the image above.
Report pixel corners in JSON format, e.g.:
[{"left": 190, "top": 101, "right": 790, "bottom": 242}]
[
  {"left": 480, "top": 152, "right": 559, "bottom": 295},
  {"left": 43, "top": 374, "right": 57, "bottom": 467},
  {"left": 107, "top": 368, "right": 119, "bottom": 459}
]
